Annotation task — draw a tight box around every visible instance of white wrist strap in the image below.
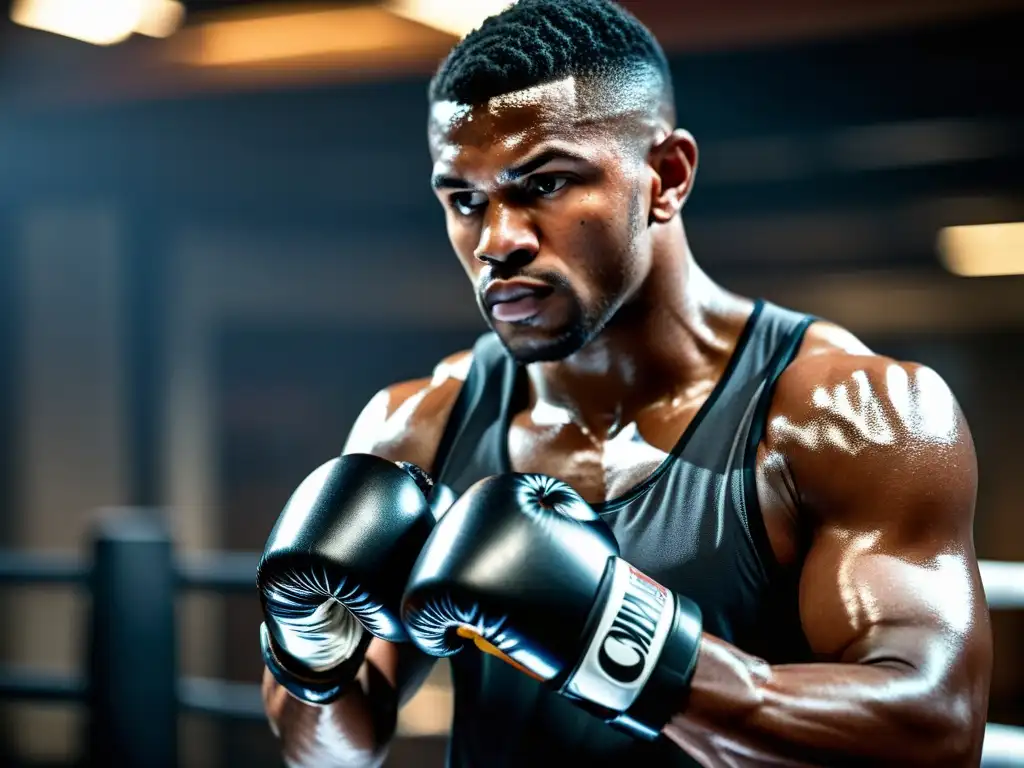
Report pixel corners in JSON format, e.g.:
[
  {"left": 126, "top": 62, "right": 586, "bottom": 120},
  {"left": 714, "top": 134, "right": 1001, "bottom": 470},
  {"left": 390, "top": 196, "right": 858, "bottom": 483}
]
[{"left": 562, "top": 557, "right": 675, "bottom": 713}]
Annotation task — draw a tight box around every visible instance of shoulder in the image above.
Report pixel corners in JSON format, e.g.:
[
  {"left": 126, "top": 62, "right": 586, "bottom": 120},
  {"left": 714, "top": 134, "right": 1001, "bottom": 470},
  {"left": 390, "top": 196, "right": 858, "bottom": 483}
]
[
  {"left": 342, "top": 349, "right": 473, "bottom": 474},
  {"left": 765, "top": 320, "right": 976, "bottom": 526}
]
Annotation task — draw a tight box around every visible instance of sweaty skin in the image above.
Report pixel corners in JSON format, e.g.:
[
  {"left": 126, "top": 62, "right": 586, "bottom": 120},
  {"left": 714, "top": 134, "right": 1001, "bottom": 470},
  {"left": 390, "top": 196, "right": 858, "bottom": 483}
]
[
  {"left": 665, "top": 330, "right": 992, "bottom": 767},
  {"left": 263, "top": 74, "right": 991, "bottom": 767}
]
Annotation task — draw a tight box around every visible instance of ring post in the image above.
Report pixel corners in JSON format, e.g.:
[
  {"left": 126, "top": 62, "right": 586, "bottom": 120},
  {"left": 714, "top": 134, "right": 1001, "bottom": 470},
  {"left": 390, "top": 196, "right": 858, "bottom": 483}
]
[{"left": 86, "top": 508, "right": 178, "bottom": 768}]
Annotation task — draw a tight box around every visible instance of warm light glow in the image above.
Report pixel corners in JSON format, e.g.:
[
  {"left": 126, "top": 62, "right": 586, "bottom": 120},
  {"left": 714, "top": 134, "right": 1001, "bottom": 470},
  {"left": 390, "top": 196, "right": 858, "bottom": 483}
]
[
  {"left": 385, "top": 0, "right": 517, "bottom": 38},
  {"left": 11, "top": 0, "right": 142, "bottom": 45},
  {"left": 169, "top": 6, "right": 447, "bottom": 67},
  {"left": 10, "top": 0, "right": 184, "bottom": 45},
  {"left": 136, "top": 0, "right": 185, "bottom": 38},
  {"left": 938, "top": 222, "right": 1024, "bottom": 277}
]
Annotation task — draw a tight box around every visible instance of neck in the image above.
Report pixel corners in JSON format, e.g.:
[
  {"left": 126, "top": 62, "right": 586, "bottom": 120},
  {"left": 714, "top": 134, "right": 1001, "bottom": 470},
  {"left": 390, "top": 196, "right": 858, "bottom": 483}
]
[{"left": 525, "top": 224, "right": 750, "bottom": 438}]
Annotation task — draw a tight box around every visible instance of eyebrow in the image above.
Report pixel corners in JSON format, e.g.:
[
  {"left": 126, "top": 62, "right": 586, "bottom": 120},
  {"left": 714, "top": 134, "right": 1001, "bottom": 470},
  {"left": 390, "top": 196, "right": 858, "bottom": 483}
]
[
  {"left": 499, "top": 148, "right": 589, "bottom": 183},
  {"left": 430, "top": 147, "right": 589, "bottom": 191},
  {"left": 431, "top": 174, "right": 471, "bottom": 191}
]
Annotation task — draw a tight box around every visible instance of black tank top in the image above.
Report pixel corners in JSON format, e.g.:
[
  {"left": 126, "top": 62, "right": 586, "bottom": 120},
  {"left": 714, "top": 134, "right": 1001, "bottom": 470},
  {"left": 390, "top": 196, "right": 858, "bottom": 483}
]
[{"left": 432, "top": 299, "right": 816, "bottom": 767}]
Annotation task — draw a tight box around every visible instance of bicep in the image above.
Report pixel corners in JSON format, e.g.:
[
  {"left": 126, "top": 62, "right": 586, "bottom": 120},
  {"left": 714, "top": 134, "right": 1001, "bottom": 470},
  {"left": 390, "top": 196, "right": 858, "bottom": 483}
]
[
  {"left": 794, "top": 424, "right": 986, "bottom": 672},
  {"left": 770, "top": 355, "right": 989, "bottom": 679},
  {"left": 798, "top": 523, "right": 984, "bottom": 676}
]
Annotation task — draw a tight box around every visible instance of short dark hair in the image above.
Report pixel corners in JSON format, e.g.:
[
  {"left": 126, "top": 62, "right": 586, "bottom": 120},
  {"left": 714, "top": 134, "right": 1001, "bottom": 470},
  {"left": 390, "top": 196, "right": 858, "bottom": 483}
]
[{"left": 428, "top": 0, "right": 673, "bottom": 114}]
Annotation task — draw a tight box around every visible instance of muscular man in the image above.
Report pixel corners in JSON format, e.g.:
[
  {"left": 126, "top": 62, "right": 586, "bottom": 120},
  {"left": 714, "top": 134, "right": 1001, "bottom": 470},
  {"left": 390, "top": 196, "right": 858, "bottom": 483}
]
[{"left": 261, "top": 0, "right": 992, "bottom": 765}]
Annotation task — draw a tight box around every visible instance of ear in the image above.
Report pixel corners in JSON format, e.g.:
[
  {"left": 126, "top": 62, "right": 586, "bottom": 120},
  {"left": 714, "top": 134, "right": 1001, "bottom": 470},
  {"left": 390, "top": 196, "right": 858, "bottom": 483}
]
[{"left": 648, "top": 129, "right": 698, "bottom": 224}]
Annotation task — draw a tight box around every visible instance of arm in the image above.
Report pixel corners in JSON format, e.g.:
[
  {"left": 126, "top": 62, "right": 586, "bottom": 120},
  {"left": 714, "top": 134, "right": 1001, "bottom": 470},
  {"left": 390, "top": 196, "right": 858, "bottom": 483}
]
[
  {"left": 664, "top": 351, "right": 993, "bottom": 767},
  {"left": 262, "top": 351, "right": 471, "bottom": 768}
]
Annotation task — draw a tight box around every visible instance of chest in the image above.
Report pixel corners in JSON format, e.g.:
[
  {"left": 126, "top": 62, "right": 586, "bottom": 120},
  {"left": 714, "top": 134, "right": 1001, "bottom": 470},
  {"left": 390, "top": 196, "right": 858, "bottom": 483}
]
[
  {"left": 503, "top": 400, "right": 801, "bottom": 573},
  {"left": 505, "top": 397, "right": 705, "bottom": 506}
]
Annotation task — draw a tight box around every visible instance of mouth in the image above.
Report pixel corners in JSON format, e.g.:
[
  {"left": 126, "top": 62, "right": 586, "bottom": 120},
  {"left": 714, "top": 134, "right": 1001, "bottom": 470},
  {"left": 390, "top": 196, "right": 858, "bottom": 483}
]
[{"left": 483, "top": 279, "right": 554, "bottom": 323}]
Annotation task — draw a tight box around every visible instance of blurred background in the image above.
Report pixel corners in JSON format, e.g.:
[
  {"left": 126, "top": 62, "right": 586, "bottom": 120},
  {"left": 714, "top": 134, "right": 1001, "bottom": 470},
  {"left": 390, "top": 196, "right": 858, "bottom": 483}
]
[{"left": 0, "top": 0, "right": 1022, "bottom": 766}]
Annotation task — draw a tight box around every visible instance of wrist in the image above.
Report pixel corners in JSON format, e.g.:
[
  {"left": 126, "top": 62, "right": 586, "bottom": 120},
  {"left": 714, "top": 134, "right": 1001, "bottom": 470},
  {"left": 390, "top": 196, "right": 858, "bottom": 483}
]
[
  {"left": 560, "top": 557, "right": 703, "bottom": 739},
  {"left": 260, "top": 622, "right": 371, "bottom": 705}
]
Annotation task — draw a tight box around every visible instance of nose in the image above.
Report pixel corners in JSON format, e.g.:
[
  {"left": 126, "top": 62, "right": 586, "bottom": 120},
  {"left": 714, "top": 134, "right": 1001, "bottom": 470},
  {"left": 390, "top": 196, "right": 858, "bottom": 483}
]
[{"left": 474, "top": 203, "right": 538, "bottom": 268}]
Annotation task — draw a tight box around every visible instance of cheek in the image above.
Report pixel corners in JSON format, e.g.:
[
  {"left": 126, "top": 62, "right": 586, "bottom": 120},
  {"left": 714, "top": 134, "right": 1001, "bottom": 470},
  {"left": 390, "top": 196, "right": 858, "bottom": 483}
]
[
  {"left": 561, "top": 192, "right": 643, "bottom": 294},
  {"left": 446, "top": 217, "right": 481, "bottom": 276}
]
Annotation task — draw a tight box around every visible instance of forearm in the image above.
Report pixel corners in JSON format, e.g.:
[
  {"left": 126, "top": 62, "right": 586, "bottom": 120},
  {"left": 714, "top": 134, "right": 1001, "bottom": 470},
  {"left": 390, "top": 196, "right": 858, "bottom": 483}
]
[
  {"left": 664, "top": 635, "right": 974, "bottom": 768},
  {"left": 265, "top": 644, "right": 435, "bottom": 768},
  {"left": 264, "top": 660, "right": 396, "bottom": 768}
]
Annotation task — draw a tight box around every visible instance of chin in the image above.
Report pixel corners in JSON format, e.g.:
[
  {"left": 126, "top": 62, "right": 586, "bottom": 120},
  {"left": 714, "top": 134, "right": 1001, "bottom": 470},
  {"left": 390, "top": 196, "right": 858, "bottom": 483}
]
[{"left": 498, "top": 323, "right": 593, "bottom": 364}]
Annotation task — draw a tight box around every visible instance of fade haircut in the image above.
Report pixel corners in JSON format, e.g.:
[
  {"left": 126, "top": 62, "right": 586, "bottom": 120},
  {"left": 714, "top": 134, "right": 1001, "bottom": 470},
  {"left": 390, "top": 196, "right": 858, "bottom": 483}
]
[{"left": 428, "top": 0, "right": 675, "bottom": 122}]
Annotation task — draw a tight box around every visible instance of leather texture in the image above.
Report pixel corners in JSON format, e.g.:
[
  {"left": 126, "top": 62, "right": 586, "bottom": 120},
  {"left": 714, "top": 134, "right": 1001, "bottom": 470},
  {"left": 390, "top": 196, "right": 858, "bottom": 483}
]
[
  {"left": 402, "top": 473, "right": 619, "bottom": 681},
  {"left": 257, "top": 453, "right": 439, "bottom": 703},
  {"left": 401, "top": 472, "right": 702, "bottom": 737}
]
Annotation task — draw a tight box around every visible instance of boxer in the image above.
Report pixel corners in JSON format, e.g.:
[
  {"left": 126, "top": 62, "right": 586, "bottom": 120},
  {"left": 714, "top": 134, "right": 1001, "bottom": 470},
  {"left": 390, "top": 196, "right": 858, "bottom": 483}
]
[{"left": 259, "top": 0, "right": 992, "bottom": 765}]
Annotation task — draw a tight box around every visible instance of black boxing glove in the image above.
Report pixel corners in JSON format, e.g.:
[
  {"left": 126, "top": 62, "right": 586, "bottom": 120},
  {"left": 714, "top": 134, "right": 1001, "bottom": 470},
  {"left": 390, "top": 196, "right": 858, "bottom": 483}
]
[
  {"left": 258, "top": 453, "right": 446, "bottom": 705},
  {"left": 401, "top": 473, "right": 702, "bottom": 740}
]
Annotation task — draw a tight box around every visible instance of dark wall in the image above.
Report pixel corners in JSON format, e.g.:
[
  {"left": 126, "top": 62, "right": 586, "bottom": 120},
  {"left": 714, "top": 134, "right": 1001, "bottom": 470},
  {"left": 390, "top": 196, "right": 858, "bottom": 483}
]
[{"left": 0, "top": 9, "right": 1021, "bottom": 278}]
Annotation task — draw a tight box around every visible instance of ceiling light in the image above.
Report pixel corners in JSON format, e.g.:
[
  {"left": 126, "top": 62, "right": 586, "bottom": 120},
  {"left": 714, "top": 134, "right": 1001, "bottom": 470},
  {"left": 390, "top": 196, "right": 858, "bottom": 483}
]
[
  {"left": 938, "top": 222, "right": 1024, "bottom": 277},
  {"left": 170, "top": 6, "right": 444, "bottom": 67},
  {"left": 10, "top": 0, "right": 184, "bottom": 45},
  {"left": 136, "top": 0, "right": 185, "bottom": 38},
  {"left": 385, "top": 0, "right": 517, "bottom": 38}
]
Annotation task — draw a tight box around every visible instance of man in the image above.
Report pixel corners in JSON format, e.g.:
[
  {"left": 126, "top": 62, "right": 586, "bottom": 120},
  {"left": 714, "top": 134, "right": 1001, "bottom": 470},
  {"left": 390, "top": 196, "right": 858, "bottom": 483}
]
[{"left": 258, "top": 0, "right": 993, "bottom": 765}]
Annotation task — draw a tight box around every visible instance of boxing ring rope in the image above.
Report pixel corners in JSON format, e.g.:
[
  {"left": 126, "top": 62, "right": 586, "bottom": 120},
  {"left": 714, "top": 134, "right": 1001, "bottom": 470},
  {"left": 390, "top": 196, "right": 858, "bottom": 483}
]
[
  {"left": 981, "top": 560, "right": 1024, "bottom": 611},
  {"left": 0, "top": 511, "right": 1022, "bottom": 766}
]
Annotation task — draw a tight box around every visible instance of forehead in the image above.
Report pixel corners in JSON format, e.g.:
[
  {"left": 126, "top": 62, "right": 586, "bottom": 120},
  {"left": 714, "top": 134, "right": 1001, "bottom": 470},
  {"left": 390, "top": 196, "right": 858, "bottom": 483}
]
[{"left": 428, "top": 77, "right": 632, "bottom": 172}]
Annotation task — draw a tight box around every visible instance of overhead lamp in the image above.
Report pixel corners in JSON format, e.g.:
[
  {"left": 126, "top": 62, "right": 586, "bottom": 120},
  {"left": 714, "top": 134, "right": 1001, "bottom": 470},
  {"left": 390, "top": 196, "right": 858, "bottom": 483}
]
[
  {"left": 385, "top": 0, "right": 518, "bottom": 38},
  {"left": 136, "top": 0, "right": 185, "bottom": 38},
  {"left": 938, "top": 222, "right": 1024, "bottom": 277},
  {"left": 10, "top": 0, "right": 184, "bottom": 46},
  {"left": 168, "top": 5, "right": 445, "bottom": 68}
]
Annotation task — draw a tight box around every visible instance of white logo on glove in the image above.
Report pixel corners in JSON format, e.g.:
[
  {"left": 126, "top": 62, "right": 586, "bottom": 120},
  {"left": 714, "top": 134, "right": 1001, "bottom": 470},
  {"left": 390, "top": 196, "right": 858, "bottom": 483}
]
[{"left": 562, "top": 558, "right": 673, "bottom": 713}]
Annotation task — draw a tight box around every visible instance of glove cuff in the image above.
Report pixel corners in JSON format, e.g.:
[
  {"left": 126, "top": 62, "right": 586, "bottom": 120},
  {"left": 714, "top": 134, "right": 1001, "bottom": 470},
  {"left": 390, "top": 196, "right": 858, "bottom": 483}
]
[
  {"left": 260, "top": 622, "right": 371, "bottom": 706},
  {"left": 560, "top": 558, "right": 677, "bottom": 714},
  {"left": 612, "top": 592, "right": 702, "bottom": 740},
  {"left": 559, "top": 558, "right": 702, "bottom": 741}
]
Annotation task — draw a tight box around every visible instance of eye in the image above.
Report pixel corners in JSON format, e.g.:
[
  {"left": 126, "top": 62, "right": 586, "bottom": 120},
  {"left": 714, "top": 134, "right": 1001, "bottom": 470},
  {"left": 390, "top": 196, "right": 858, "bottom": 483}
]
[
  {"left": 528, "top": 175, "right": 569, "bottom": 197},
  {"left": 450, "top": 191, "right": 487, "bottom": 216}
]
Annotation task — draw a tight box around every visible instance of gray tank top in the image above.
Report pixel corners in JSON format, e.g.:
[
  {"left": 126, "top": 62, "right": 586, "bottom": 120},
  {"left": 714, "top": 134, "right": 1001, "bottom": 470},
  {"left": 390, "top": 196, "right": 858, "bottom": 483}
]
[{"left": 432, "top": 299, "right": 815, "bottom": 767}]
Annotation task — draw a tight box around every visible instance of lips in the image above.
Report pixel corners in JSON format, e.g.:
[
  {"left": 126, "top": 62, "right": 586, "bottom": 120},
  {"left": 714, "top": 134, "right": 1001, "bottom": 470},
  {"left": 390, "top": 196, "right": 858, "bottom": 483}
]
[
  {"left": 483, "top": 279, "right": 553, "bottom": 311},
  {"left": 482, "top": 279, "right": 555, "bottom": 324}
]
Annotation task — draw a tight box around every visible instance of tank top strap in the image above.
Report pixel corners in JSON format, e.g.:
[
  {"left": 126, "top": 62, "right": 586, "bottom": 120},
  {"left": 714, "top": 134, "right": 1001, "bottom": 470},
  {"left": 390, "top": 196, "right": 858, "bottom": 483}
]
[
  {"left": 681, "top": 300, "right": 816, "bottom": 462},
  {"left": 434, "top": 332, "right": 517, "bottom": 490},
  {"left": 673, "top": 299, "right": 815, "bottom": 580},
  {"left": 708, "top": 300, "right": 815, "bottom": 411},
  {"left": 739, "top": 302, "right": 817, "bottom": 577}
]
